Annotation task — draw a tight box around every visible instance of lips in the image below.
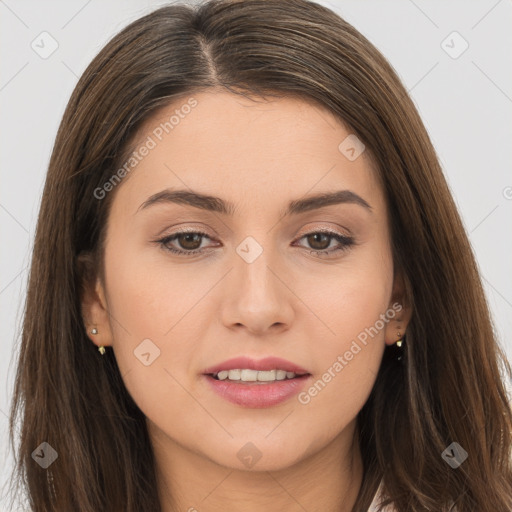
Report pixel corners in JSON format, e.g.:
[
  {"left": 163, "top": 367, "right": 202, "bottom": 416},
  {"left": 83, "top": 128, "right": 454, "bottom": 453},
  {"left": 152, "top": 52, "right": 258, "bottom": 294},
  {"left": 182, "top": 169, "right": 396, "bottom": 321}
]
[{"left": 202, "top": 356, "right": 310, "bottom": 376}]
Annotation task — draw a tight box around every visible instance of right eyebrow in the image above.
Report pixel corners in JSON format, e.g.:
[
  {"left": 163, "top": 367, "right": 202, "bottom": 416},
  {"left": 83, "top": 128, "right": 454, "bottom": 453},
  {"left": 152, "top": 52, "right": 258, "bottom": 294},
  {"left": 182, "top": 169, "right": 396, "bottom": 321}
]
[{"left": 136, "top": 188, "right": 373, "bottom": 216}]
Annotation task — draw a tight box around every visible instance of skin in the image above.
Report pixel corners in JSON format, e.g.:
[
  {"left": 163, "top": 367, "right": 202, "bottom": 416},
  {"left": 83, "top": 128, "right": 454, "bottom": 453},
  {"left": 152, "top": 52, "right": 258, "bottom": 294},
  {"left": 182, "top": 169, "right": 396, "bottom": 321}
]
[{"left": 82, "top": 90, "right": 411, "bottom": 512}]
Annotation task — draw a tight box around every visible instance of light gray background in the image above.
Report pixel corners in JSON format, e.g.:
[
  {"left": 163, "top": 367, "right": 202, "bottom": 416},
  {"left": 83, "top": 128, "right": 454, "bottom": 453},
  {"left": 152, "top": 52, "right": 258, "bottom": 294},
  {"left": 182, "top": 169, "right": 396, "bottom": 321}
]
[{"left": 1, "top": 0, "right": 511, "bottom": 508}]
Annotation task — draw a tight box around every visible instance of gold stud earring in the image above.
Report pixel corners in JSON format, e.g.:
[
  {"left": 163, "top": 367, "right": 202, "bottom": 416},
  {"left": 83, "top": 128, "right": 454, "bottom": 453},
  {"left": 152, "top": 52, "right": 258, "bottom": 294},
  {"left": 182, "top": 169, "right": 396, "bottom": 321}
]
[
  {"left": 90, "top": 327, "right": 105, "bottom": 355},
  {"left": 396, "top": 331, "right": 403, "bottom": 348}
]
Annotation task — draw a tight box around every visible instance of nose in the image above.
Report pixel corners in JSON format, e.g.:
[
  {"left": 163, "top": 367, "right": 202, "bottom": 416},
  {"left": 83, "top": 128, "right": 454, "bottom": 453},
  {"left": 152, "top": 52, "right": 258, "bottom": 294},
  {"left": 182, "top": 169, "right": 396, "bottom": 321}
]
[{"left": 220, "top": 240, "right": 295, "bottom": 336}]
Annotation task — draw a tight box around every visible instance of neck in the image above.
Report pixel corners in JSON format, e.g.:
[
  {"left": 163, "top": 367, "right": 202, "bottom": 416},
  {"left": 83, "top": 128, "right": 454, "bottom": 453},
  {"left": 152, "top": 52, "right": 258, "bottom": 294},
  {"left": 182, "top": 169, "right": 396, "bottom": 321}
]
[{"left": 150, "top": 419, "right": 364, "bottom": 512}]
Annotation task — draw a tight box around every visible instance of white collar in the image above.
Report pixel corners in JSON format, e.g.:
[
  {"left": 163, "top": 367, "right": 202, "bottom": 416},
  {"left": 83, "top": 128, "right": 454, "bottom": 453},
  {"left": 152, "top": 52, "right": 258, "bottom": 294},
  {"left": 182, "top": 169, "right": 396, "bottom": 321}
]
[
  {"left": 368, "top": 479, "right": 394, "bottom": 512},
  {"left": 367, "top": 480, "right": 459, "bottom": 511}
]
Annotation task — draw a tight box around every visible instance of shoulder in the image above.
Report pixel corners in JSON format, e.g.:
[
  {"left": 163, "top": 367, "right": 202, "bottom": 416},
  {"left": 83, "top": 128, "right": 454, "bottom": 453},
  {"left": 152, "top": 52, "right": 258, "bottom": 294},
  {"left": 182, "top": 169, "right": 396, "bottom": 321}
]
[
  {"left": 367, "top": 479, "right": 396, "bottom": 512},
  {"left": 367, "top": 480, "right": 460, "bottom": 512}
]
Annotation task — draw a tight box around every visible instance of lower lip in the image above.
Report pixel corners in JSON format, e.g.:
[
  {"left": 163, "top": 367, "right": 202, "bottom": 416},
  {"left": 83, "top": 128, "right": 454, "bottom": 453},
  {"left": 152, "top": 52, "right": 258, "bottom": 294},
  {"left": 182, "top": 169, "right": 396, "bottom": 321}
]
[{"left": 203, "top": 374, "right": 311, "bottom": 408}]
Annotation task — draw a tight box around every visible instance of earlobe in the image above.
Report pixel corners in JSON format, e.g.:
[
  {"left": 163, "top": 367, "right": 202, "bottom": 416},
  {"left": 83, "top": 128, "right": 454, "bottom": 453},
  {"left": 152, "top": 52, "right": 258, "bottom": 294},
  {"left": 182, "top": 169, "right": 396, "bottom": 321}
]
[
  {"left": 384, "top": 269, "right": 413, "bottom": 346},
  {"left": 83, "top": 277, "right": 113, "bottom": 347},
  {"left": 77, "top": 252, "right": 113, "bottom": 348},
  {"left": 384, "top": 304, "right": 412, "bottom": 347}
]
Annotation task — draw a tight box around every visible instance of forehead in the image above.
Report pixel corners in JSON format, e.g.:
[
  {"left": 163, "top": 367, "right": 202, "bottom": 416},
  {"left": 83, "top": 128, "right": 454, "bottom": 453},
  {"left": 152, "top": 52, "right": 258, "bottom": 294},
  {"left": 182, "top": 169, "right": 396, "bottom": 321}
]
[{"left": 111, "top": 91, "right": 385, "bottom": 218}]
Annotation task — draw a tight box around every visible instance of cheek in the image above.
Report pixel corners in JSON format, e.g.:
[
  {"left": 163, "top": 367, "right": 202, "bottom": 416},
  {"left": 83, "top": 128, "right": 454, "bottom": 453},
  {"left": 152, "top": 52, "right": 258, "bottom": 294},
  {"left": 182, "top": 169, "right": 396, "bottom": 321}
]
[
  {"left": 101, "top": 237, "right": 187, "bottom": 391},
  {"left": 101, "top": 217, "right": 393, "bottom": 464},
  {"left": 104, "top": 231, "right": 203, "bottom": 340},
  {"left": 297, "top": 250, "right": 393, "bottom": 414}
]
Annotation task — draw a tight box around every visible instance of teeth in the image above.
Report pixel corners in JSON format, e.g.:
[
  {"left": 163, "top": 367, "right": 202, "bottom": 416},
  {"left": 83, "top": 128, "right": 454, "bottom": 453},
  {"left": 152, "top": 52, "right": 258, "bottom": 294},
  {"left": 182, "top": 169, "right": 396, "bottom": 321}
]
[
  {"left": 227, "top": 369, "right": 241, "bottom": 380},
  {"left": 256, "top": 370, "right": 276, "bottom": 382},
  {"left": 215, "top": 369, "right": 299, "bottom": 382},
  {"left": 241, "top": 369, "right": 258, "bottom": 381}
]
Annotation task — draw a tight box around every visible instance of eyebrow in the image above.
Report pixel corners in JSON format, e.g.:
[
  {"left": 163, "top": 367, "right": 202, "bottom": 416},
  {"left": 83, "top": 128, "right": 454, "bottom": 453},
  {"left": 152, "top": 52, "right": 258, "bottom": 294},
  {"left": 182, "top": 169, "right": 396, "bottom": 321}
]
[{"left": 137, "top": 188, "right": 372, "bottom": 216}]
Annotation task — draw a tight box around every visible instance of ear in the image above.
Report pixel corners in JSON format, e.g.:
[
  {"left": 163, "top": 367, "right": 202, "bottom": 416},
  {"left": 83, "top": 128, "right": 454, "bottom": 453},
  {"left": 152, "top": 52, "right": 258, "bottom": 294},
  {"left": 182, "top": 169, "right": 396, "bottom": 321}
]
[
  {"left": 384, "top": 268, "right": 413, "bottom": 346},
  {"left": 77, "top": 252, "right": 114, "bottom": 349}
]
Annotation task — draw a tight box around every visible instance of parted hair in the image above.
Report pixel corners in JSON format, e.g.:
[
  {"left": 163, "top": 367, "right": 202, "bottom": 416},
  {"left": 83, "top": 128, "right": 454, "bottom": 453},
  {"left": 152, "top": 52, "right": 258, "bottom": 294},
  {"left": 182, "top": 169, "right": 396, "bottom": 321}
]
[{"left": 7, "top": 0, "right": 512, "bottom": 510}]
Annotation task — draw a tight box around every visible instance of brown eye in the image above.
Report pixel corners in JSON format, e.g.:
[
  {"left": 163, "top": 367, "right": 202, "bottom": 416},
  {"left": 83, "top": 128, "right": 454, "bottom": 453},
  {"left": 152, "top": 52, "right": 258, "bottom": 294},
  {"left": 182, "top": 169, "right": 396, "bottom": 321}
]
[
  {"left": 156, "top": 231, "right": 214, "bottom": 255},
  {"left": 306, "top": 233, "right": 331, "bottom": 251},
  {"left": 155, "top": 229, "right": 354, "bottom": 258},
  {"left": 294, "top": 230, "right": 355, "bottom": 257},
  {"left": 175, "top": 233, "right": 202, "bottom": 250}
]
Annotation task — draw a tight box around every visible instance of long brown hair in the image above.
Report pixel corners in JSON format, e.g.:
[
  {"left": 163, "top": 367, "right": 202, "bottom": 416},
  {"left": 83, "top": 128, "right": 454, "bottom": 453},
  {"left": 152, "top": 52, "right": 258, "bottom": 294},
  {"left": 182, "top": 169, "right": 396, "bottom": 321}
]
[{"left": 6, "top": 0, "right": 512, "bottom": 510}]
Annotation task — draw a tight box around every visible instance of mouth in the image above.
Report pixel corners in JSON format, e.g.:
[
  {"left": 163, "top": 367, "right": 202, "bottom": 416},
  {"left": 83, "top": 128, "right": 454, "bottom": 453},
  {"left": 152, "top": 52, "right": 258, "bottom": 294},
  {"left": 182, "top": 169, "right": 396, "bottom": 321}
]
[
  {"left": 207, "top": 369, "right": 311, "bottom": 383},
  {"left": 203, "top": 370, "right": 312, "bottom": 408},
  {"left": 201, "top": 356, "right": 312, "bottom": 407},
  {"left": 202, "top": 356, "right": 310, "bottom": 379}
]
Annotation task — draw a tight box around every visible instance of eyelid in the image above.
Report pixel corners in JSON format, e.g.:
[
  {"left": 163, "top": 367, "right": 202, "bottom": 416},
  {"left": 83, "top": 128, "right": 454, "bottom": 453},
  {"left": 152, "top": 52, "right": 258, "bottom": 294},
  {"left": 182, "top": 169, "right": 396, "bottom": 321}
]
[
  {"left": 154, "top": 225, "right": 355, "bottom": 258},
  {"left": 295, "top": 224, "right": 351, "bottom": 238},
  {"left": 156, "top": 224, "right": 350, "bottom": 244},
  {"left": 156, "top": 223, "right": 216, "bottom": 239}
]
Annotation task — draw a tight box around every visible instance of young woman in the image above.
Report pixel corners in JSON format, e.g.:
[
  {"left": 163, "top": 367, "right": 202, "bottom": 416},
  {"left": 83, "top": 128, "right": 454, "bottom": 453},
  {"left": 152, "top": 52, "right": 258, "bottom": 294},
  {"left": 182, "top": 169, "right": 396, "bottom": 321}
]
[{"left": 7, "top": 0, "right": 512, "bottom": 510}]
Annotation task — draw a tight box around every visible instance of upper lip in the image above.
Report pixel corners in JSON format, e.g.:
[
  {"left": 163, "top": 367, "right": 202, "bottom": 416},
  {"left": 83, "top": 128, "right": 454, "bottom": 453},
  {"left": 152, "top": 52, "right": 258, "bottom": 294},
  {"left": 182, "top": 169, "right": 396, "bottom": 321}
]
[{"left": 202, "top": 356, "right": 310, "bottom": 375}]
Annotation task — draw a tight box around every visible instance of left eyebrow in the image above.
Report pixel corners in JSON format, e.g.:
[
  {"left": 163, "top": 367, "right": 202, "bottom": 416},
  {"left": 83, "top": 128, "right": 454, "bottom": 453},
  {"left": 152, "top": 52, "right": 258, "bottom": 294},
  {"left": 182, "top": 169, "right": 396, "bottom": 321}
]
[{"left": 136, "top": 188, "right": 373, "bottom": 216}]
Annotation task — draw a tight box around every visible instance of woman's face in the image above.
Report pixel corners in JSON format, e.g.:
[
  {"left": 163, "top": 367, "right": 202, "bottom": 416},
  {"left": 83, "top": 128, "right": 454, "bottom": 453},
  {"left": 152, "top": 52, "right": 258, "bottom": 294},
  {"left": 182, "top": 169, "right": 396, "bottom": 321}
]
[{"left": 86, "top": 90, "right": 406, "bottom": 472}]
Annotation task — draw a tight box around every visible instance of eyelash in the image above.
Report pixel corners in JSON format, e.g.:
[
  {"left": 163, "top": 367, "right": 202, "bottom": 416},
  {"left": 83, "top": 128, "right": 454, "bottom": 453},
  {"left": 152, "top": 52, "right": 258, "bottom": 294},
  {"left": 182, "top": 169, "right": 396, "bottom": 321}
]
[{"left": 154, "top": 229, "right": 355, "bottom": 258}]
